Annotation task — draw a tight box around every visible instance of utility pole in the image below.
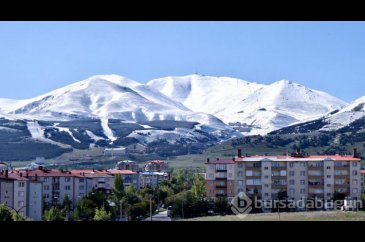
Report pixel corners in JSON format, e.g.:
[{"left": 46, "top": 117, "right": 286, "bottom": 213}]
[
  {"left": 120, "top": 199, "right": 123, "bottom": 221},
  {"left": 150, "top": 194, "right": 153, "bottom": 221}
]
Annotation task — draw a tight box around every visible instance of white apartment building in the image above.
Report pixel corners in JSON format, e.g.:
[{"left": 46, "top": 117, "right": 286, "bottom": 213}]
[
  {"left": 0, "top": 170, "right": 42, "bottom": 221},
  {"left": 206, "top": 149, "right": 362, "bottom": 205}
]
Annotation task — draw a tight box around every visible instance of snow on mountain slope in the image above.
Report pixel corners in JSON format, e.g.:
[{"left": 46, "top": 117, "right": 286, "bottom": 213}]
[
  {"left": 148, "top": 74, "right": 264, "bottom": 116},
  {"left": 319, "top": 96, "right": 365, "bottom": 131},
  {"left": 6, "top": 74, "right": 229, "bottom": 130},
  {"left": 148, "top": 76, "right": 346, "bottom": 135}
]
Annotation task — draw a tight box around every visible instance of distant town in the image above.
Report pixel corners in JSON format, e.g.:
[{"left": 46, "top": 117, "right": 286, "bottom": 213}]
[{"left": 0, "top": 147, "right": 364, "bottom": 221}]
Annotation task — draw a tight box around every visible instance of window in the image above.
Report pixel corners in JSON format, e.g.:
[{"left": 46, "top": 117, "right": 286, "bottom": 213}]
[
  {"left": 352, "top": 162, "right": 358, "bottom": 167},
  {"left": 238, "top": 189, "right": 244, "bottom": 193},
  {"left": 264, "top": 193, "right": 269, "bottom": 197},
  {"left": 289, "top": 162, "right": 294, "bottom": 168},
  {"left": 353, "top": 189, "right": 358, "bottom": 194},
  {"left": 79, "top": 185, "right": 85, "bottom": 190},
  {"left": 238, "top": 163, "right": 243, "bottom": 168},
  {"left": 44, "top": 177, "right": 49, "bottom": 182},
  {"left": 289, "top": 171, "right": 295, "bottom": 176},
  {"left": 289, "top": 189, "right": 295, "bottom": 194},
  {"left": 65, "top": 177, "right": 71, "bottom": 182},
  {"left": 245, "top": 170, "right": 252, "bottom": 176},
  {"left": 264, "top": 184, "right": 269, "bottom": 188},
  {"left": 65, "top": 185, "right": 71, "bottom": 191},
  {"left": 44, "top": 185, "right": 50, "bottom": 191},
  {"left": 300, "top": 171, "right": 306, "bottom": 176},
  {"left": 237, "top": 171, "right": 243, "bottom": 177},
  {"left": 238, "top": 180, "right": 244, "bottom": 187},
  {"left": 326, "top": 175, "right": 331, "bottom": 179},
  {"left": 18, "top": 182, "right": 25, "bottom": 188},
  {"left": 228, "top": 173, "right": 233, "bottom": 178},
  {"left": 289, "top": 180, "right": 295, "bottom": 185},
  {"left": 352, "top": 171, "right": 358, "bottom": 176},
  {"left": 79, "top": 178, "right": 85, "bottom": 183},
  {"left": 300, "top": 180, "right": 305, "bottom": 185},
  {"left": 353, "top": 179, "right": 358, "bottom": 185},
  {"left": 216, "top": 164, "right": 227, "bottom": 171},
  {"left": 209, "top": 174, "right": 214, "bottom": 179},
  {"left": 46, "top": 194, "right": 50, "bottom": 199},
  {"left": 280, "top": 170, "right": 287, "bottom": 176},
  {"left": 209, "top": 165, "right": 214, "bottom": 170},
  {"left": 327, "top": 193, "right": 332, "bottom": 197},
  {"left": 18, "top": 201, "right": 24, "bottom": 207},
  {"left": 264, "top": 166, "right": 269, "bottom": 170},
  {"left": 326, "top": 166, "right": 331, "bottom": 170},
  {"left": 300, "top": 189, "right": 306, "bottom": 194},
  {"left": 264, "top": 175, "right": 269, "bottom": 179},
  {"left": 300, "top": 162, "right": 306, "bottom": 167},
  {"left": 18, "top": 191, "right": 24, "bottom": 197},
  {"left": 326, "top": 184, "right": 331, "bottom": 187}
]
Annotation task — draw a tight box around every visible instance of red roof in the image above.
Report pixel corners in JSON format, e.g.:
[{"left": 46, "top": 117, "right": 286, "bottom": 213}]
[
  {"left": 235, "top": 154, "right": 361, "bottom": 161},
  {"left": 0, "top": 172, "right": 29, "bottom": 181},
  {"left": 16, "top": 169, "right": 74, "bottom": 177},
  {"left": 360, "top": 170, "right": 365, "bottom": 174},
  {"left": 70, "top": 169, "right": 137, "bottom": 175}
]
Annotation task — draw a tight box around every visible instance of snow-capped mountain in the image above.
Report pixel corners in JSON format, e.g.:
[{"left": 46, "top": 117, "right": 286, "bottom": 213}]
[
  {"left": 0, "top": 75, "right": 243, "bottom": 160},
  {"left": 148, "top": 75, "right": 347, "bottom": 135},
  {"left": 1, "top": 74, "right": 227, "bottom": 129},
  {"left": 318, "top": 95, "right": 365, "bottom": 131}
]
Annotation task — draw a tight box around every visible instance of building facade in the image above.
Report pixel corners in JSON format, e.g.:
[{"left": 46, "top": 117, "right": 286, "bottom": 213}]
[
  {"left": 206, "top": 149, "right": 362, "bottom": 205},
  {"left": 0, "top": 170, "right": 43, "bottom": 221},
  {"left": 144, "top": 160, "right": 169, "bottom": 172},
  {"left": 116, "top": 160, "right": 139, "bottom": 172}
]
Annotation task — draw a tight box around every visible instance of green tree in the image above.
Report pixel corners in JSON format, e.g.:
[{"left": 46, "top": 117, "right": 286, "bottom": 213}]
[
  {"left": 73, "top": 207, "right": 81, "bottom": 221},
  {"left": 125, "top": 185, "right": 141, "bottom": 205},
  {"left": 112, "top": 174, "right": 125, "bottom": 203},
  {"left": 11, "top": 211, "right": 27, "bottom": 221},
  {"left": 191, "top": 175, "right": 206, "bottom": 201},
  {"left": 0, "top": 204, "right": 13, "bottom": 221},
  {"left": 94, "top": 207, "right": 111, "bottom": 221},
  {"left": 62, "top": 195, "right": 71, "bottom": 212},
  {"left": 43, "top": 206, "right": 65, "bottom": 221}
]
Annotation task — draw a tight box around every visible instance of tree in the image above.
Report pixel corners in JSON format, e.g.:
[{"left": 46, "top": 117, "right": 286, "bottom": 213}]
[
  {"left": 112, "top": 174, "right": 125, "bottom": 203},
  {"left": 43, "top": 206, "right": 65, "bottom": 221},
  {"left": 191, "top": 175, "right": 206, "bottom": 201},
  {"left": 0, "top": 204, "right": 13, "bottom": 221},
  {"left": 73, "top": 207, "right": 81, "bottom": 221},
  {"left": 94, "top": 207, "right": 111, "bottom": 221},
  {"left": 62, "top": 195, "right": 71, "bottom": 212},
  {"left": 125, "top": 185, "right": 141, "bottom": 205},
  {"left": 11, "top": 211, "right": 27, "bottom": 221}
]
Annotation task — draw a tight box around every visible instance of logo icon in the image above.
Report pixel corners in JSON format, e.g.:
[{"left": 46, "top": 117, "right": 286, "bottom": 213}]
[{"left": 231, "top": 192, "right": 252, "bottom": 217}]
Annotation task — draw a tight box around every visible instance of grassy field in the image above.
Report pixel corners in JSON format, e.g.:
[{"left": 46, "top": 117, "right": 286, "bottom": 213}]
[{"left": 185, "top": 211, "right": 365, "bottom": 221}]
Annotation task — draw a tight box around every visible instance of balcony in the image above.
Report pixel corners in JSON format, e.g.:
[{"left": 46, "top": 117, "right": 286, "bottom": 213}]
[
  {"left": 216, "top": 177, "right": 227, "bottom": 180},
  {"left": 215, "top": 169, "right": 227, "bottom": 172},
  {"left": 215, "top": 185, "right": 227, "bottom": 188},
  {"left": 216, "top": 194, "right": 227, "bottom": 197}
]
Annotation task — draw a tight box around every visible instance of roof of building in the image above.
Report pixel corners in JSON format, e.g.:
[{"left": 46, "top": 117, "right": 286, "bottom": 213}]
[
  {"left": 205, "top": 159, "right": 235, "bottom": 164},
  {"left": 0, "top": 171, "right": 30, "bottom": 181},
  {"left": 139, "top": 171, "right": 168, "bottom": 176},
  {"left": 70, "top": 169, "right": 137, "bottom": 176},
  {"left": 146, "top": 160, "right": 167, "bottom": 165},
  {"left": 360, "top": 170, "right": 365, "bottom": 174},
  {"left": 16, "top": 168, "right": 74, "bottom": 177},
  {"left": 235, "top": 155, "right": 361, "bottom": 162},
  {"left": 117, "top": 160, "right": 137, "bottom": 166}
]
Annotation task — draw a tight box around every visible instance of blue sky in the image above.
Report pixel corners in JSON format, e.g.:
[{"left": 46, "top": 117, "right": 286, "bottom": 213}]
[{"left": 0, "top": 21, "right": 364, "bottom": 102}]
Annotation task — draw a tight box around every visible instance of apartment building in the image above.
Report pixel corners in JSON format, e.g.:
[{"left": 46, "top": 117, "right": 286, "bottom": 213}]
[
  {"left": 70, "top": 169, "right": 140, "bottom": 191},
  {"left": 116, "top": 160, "right": 139, "bottom": 172},
  {"left": 139, "top": 171, "right": 169, "bottom": 188},
  {"left": 144, "top": 160, "right": 170, "bottom": 172},
  {"left": 206, "top": 149, "right": 362, "bottom": 203},
  {"left": 0, "top": 170, "right": 42, "bottom": 221}
]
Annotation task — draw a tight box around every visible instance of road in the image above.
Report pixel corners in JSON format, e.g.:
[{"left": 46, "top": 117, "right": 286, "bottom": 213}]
[{"left": 144, "top": 210, "right": 171, "bottom": 221}]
